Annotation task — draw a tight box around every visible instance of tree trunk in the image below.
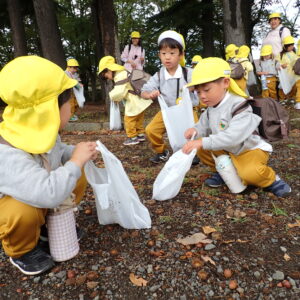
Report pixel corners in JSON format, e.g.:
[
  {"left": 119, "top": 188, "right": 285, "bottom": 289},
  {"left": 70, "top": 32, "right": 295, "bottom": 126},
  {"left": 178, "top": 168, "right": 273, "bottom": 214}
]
[
  {"left": 201, "top": 0, "right": 215, "bottom": 57},
  {"left": 7, "top": 0, "right": 27, "bottom": 57},
  {"left": 222, "top": 0, "right": 252, "bottom": 47},
  {"left": 32, "top": 0, "right": 65, "bottom": 68},
  {"left": 95, "top": 0, "right": 120, "bottom": 114}
]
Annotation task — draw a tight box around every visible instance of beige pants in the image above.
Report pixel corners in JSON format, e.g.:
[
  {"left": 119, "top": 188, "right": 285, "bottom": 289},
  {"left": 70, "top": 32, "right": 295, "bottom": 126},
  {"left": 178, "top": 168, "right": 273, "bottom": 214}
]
[
  {"left": 0, "top": 172, "right": 87, "bottom": 258},
  {"left": 124, "top": 111, "right": 145, "bottom": 138},
  {"left": 145, "top": 110, "right": 199, "bottom": 153},
  {"left": 197, "top": 148, "right": 275, "bottom": 187}
]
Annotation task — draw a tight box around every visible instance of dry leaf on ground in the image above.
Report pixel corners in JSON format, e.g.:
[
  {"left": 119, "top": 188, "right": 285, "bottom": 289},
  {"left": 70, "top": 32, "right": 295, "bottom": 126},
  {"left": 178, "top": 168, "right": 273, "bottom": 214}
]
[
  {"left": 284, "top": 253, "right": 291, "bottom": 261},
  {"left": 202, "top": 226, "right": 217, "bottom": 234},
  {"left": 201, "top": 255, "right": 216, "bottom": 266},
  {"left": 288, "top": 220, "right": 300, "bottom": 228},
  {"left": 129, "top": 273, "right": 147, "bottom": 286},
  {"left": 176, "top": 233, "right": 212, "bottom": 245}
]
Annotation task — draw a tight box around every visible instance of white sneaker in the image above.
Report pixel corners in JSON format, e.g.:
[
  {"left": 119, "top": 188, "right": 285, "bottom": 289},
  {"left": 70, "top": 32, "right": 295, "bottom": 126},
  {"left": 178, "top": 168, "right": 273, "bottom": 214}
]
[{"left": 294, "top": 103, "right": 300, "bottom": 110}]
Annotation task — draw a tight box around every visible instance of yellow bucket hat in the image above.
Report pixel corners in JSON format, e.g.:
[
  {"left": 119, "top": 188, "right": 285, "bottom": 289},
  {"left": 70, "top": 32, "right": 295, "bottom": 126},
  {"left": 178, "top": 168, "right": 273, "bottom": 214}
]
[
  {"left": 260, "top": 45, "right": 273, "bottom": 56},
  {"left": 131, "top": 31, "right": 141, "bottom": 39},
  {"left": 67, "top": 58, "right": 79, "bottom": 67},
  {"left": 236, "top": 45, "right": 250, "bottom": 58},
  {"left": 98, "top": 56, "right": 125, "bottom": 74},
  {"left": 283, "top": 36, "right": 295, "bottom": 45},
  {"left": 225, "top": 44, "right": 238, "bottom": 60},
  {"left": 191, "top": 55, "right": 202, "bottom": 64},
  {"left": 269, "top": 12, "right": 281, "bottom": 21},
  {"left": 0, "top": 56, "right": 77, "bottom": 154},
  {"left": 187, "top": 57, "right": 247, "bottom": 98}
]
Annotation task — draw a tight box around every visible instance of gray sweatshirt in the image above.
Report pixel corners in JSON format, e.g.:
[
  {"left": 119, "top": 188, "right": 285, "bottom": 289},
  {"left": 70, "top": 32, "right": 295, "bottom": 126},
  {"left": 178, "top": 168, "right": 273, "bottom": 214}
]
[
  {"left": 141, "top": 66, "right": 199, "bottom": 107},
  {"left": 0, "top": 136, "right": 81, "bottom": 208},
  {"left": 194, "top": 93, "right": 272, "bottom": 155}
]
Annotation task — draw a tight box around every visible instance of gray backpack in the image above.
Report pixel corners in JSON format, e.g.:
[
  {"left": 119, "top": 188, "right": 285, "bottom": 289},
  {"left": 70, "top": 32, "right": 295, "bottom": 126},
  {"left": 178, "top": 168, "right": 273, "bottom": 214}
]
[
  {"left": 115, "top": 70, "right": 151, "bottom": 96},
  {"left": 228, "top": 62, "right": 245, "bottom": 79},
  {"left": 293, "top": 58, "right": 300, "bottom": 75}
]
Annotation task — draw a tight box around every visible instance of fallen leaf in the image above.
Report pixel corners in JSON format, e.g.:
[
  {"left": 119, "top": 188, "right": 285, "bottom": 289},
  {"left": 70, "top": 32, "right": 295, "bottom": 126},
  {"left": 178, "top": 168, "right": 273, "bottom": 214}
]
[
  {"left": 226, "top": 207, "right": 246, "bottom": 218},
  {"left": 284, "top": 253, "right": 291, "bottom": 261},
  {"left": 288, "top": 220, "right": 300, "bottom": 228},
  {"left": 177, "top": 233, "right": 212, "bottom": 245},
  {"left": 201, "top": 255, "right": 216, "bottom": 266},
  {"left": 129, "top": 273, "right": 147, "bottom": 287},
  {"left": 202, "top": 226, "right": 217, "bottom": 234}
]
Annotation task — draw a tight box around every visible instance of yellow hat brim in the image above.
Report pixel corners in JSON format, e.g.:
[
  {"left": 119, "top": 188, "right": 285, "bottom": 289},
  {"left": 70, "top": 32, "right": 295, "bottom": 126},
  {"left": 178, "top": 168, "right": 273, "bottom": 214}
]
[{"left": 98, "top": 63, "right": 125, "bottom": 74}]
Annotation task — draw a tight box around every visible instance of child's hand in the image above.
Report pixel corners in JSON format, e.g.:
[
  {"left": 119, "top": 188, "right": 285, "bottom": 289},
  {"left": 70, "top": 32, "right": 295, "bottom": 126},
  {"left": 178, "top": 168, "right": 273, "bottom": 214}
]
[
  {"left": 182, "top": 139, "right": 202, "bottom": 154},
  {"left": 184, "top": 128, "right": 197, "bottom": 140},
  {"left": 140, "top": 57, "right": 145, "bottom": 63},
  {"left": 70, "top": 142, "right": 98, "bottom": 168},
  {"left": 149, "top": 90, "right": 160, "bottom": 100}
]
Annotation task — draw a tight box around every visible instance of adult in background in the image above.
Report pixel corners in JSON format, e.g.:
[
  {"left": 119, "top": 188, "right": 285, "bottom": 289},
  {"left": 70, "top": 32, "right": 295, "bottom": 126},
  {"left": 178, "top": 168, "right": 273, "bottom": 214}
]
[
  {"left": 262, "top": 12, "right": 291, "bottom": 56},
  {"left": 121, "top": 31, "right": 145, "bottom": 72}
]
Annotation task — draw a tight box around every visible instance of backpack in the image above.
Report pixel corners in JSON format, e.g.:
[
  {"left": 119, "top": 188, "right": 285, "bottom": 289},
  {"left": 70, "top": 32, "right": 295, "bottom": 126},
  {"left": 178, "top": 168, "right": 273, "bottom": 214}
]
[
  {"left": 232, "top": 97, "right": 289, "bottom": 142},
  {"left": 114, "top": 70, "right": 151, "bottom": 96},
  {"left": 293, "top": 58, "right": 300, "bottom": 75},
  {"left": 228, "top": 62, "right": 245, "bottom": 79}
]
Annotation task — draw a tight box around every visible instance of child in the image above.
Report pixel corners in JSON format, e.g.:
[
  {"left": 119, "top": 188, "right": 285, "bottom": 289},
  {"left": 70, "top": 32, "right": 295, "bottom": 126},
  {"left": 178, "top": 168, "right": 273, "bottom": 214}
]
[
  {"left": 141, "top": 30, "right": 199, "bottom": 163},
  {"left": 191, "top": 55, "right": 202, "bottom": 68},
  {"left": 121, "top": 31, "right": 145, "bottom": 72},
  {"left": 0, "top": 56, "right": 98, "bottom": 275},
  {"left": 256, "top": 44, "right": 279, "bottom": 100},
  {"left": 225, "top": 44, "right": 238, "bottom": 61},
  {"left": 65, "top": 58, "right": 82, "bottom": 121},
  {"left": 182, "top": 57, "right": 291, "bottom": 198},
  {"left": 98, "top": 56, "right": 152, "bottom": 145},
  {"left": 234, "top": 45, "right": 254, "bottom": 92},
  {"left": 276, "top": 36, "right": 299, "bottom": 106}
]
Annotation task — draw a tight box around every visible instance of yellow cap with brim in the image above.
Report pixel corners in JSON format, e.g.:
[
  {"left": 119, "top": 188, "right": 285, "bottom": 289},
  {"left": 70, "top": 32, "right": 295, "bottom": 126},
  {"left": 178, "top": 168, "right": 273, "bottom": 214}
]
[
  {"left": 269, "top": 12, "right": 281, "bottom": 20},
  {"left": 131, "top": 31, "right": 141, "bottom": 39},
  {"left": 283, "top": 36, "right": 295, "bottom": 45},
  {"left": 192, "top": 55, "right": 202, "bottom": 64},
  {"left": 186, "top": 57, "right": 247, "bottom": 98},
  {"left": 236, "top": 45, "right": 250, "bottom": 58},
  {"left": 67, "top": 58, "right": 79, "bottom": 67},
  {"left": 261, "top": 45, "right": 273, "bottom": 56},
  {"left": 98, "top": 56, "right": 125, "bottom": 74},
  {"left": 0, "top": 56, "right": 77, "bottom": 154},
  {"left": 225, "top": 44, "right": 238, "bottom": 60}
]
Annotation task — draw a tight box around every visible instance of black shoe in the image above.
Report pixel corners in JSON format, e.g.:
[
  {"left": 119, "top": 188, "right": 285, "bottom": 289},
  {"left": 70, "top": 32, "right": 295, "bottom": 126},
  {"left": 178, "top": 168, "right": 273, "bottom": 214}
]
[
  {"left": 192, "top": 156, "right": 200, "bottom": 165},
  {"left": 149, "top": 150, "right": 170, "bottom": 163},
  {"left": 9, "top": 246, "right": 54, "bottom": 275},
  {"left": 40, "top": 224, "right": 84, "bottom": 242}
]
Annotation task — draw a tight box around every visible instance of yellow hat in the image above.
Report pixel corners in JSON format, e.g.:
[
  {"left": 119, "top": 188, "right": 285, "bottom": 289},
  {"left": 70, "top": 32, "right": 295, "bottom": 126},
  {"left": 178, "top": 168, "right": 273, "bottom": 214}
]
[
  {"left": 191, "top": 55, "right": 202, "bottom": 64},
  {"left": 260, "top": 45, "right": 273, "bottom": 56},
  {"left": 187, "top": 57, "right": 247, "bottom": 98},
  {"left": 269, "top": 12, "right": 281, "bottom": 20},
  {"left": 67, "top": 58, "right": 79, "bottom": 67},
  {"left": 283, "top": 36, "right": 295, "bottom": 45},
  {"left": 236, "top": 45, "right": 250, "bottom": 58},
  {"left": 98, "top": 56, "right": 125, "bottom": 74},
  {"left": 131, "top": 31, "right": 141, "bottom": 39},
  {"left": 225, "top": 44, "right": 238, "bottom": 60},
  {"left": 0, "top": 56, "right": 77, "bottom": 154}
]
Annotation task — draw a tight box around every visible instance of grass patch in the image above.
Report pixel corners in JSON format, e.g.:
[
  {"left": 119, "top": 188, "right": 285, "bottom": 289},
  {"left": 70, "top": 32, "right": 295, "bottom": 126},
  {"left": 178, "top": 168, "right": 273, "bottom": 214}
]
[
  {"left": 159, "top": 216, "right": 174, "bottom": 224},
  {"left": 231, "top": 217, "right": 249, "bottom": 223},
  {"left": 204, "top": 189, "right": 220, "bottom": 196},
  {"left": 207, "top": 208, "right": 216, "bottom": 216},
  {"left": 272, "top": 202, "right": 288, "bottom": 217}
]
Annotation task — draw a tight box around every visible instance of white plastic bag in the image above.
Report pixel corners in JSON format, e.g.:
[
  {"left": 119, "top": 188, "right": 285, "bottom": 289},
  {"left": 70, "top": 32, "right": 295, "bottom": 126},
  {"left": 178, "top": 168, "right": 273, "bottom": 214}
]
[
  {"left": 278, "top": 68, "right": 296, "bottom": 95},
  {"left": 158, "top": 88, "right": 195, "bottom": 152},
  {"left": 109, "top": 101, "right": 122, "bottom": 130},
  {"left": 84, "top": 141, "right": 151, "bottom": 229},
  {"left": 73, "top": 85, "right": 85, "bottom": 108},
  {"left": 152, "top": 148, "right": 196, "bottom": 201}
]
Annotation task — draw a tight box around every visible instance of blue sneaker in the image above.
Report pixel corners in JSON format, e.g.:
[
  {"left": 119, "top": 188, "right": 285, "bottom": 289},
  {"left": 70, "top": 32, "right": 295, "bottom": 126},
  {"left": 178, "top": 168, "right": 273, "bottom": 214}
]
[
  {"left": 265, "top": 179, "right": 291, "bottom": 197},
  {"left": 204, "top": 172, "right": 225, "bottom": 187}
]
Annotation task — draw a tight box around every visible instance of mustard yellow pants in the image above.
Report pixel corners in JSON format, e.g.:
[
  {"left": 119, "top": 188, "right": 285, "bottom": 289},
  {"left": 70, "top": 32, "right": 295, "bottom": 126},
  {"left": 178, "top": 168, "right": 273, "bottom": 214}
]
[
  {"left": 0, "top": 172, "right": 87, "bottom": 258},
  {"left": 124, "top": 111, "right": 145, "bottom": 138},
  {"left": 262, "top": 76, "right": 278, "bottom": 100},
  {"left": 70, "top": 91, "right": 78, "bottom": 115},
  {"left": 197, "top": 148, "right": 275, "bottom": 187},
  {"left": 145, "top": 110, "right": 199, "bottom": 153},
  {"left": 296, "top": 79, "right": 300, "bottom": 103},
  {"left": 278, "top": 84, "right": 297, "bottom": 101},
  {"left": 234, "top": 77, "right": 247, "bottom": 92}
]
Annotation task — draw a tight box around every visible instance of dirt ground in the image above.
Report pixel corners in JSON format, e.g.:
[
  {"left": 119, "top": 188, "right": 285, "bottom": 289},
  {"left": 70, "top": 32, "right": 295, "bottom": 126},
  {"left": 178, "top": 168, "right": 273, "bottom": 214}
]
[{"left": 0, "top": 102, "right": 300, "bottom": 300}]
